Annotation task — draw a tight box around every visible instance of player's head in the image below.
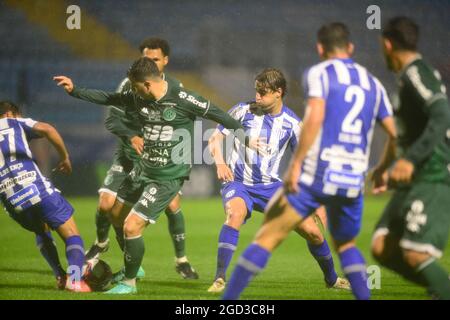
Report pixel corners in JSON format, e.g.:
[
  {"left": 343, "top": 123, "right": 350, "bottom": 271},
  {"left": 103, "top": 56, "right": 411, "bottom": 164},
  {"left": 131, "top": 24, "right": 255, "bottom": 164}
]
[
  {"left": 139, "top": 37, "right": 170, "bottom": 73},
  {"left": 254, "top": 68, "right": 286, "bottom": 113},
  {"left": 0, "top": 101, "right": 21, "bottom": 118},
  {"left": 381, "top": 16, "right": 419, "bottom": 71},
  {"left": 316, "top": 22, "right": 354, "bottom": 59},
  {"left": 127, "top": 57, "right": 162, "bottom": 99}
]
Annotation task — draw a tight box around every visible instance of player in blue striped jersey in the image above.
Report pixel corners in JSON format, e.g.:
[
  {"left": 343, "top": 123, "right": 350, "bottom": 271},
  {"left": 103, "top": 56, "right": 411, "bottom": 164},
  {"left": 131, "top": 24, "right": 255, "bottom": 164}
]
[
  {"left": 208, "top": 68, "right": 349, "bottom": 293},
  {"left": 0, "top": 101, "right": 90, "bottom": 292},
  {"left": 223, "top": 23, "right": 397, "bottom": 300}
]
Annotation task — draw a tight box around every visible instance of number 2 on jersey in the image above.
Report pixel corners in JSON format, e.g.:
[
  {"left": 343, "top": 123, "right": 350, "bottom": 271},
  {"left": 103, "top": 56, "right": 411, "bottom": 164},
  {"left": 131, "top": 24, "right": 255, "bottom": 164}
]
[{"left": 342, "top": 85, "right": 365, "bottom": 134}]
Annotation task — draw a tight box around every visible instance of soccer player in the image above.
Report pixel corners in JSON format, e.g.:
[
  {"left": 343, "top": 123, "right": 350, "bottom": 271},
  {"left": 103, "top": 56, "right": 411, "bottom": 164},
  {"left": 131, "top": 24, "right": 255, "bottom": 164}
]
[
  {"left": 371, "top": 17, "right": 450, "bottom": 299},
  {"left": 207, "top": 68, "right": 349, "bottom": 293},
  {"left": 85, "top": 37, "right": 198, "bottom": 280},
  {"left": 222, "top": 22, "right": 396, "bottom": 300},
  {"left": 53, "top": 57, "right": 250, "bottom": 294},
  {"left": 0, "top": 101, "right": 90, "bottom": 292}
]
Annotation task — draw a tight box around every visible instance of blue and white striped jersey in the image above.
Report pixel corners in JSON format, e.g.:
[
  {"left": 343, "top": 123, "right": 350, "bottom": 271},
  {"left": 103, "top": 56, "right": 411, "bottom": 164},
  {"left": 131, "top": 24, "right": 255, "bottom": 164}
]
[
  {"left": 300, "top": 58, "right": 393, "bottom": 198},
  {"left": 218, "top": 102, "right": 301, "bottom": 186},
  {"left": 0, "top": 118, "right": 57, "bottom": 212}
]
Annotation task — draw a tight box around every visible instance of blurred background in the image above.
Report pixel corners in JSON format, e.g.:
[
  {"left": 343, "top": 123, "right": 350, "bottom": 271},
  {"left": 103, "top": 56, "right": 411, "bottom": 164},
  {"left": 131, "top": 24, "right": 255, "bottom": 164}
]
[{"left": 0, "top": 0, "right": 448, "bottom": 196}]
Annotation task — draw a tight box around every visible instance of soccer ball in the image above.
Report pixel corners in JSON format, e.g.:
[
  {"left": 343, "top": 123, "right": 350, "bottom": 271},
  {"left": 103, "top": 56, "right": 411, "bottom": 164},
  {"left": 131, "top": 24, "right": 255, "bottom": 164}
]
[{"left": 83, "top": 258, "right": 113, "bottom": 291}]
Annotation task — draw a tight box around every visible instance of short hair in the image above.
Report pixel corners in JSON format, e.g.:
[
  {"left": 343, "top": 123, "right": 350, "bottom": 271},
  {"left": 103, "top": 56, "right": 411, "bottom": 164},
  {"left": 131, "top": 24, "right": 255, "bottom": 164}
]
[
  {"left": 382, "top": 16, "right": 419, "bottom": 51},
  {"left": 0, "top": 101, "right": 20, "bottom": 116},
  {"left": 127, "top": 57, "right": 161, "bottom": 82},
  {"left": 255, "top": 68, "right": 287, "bottom": 97},
  {"left": 317, "top": 22, "right": 351, "bottom": 53},
  {"left": 139, "top": 37, "right": 170, "bottom": 56}
]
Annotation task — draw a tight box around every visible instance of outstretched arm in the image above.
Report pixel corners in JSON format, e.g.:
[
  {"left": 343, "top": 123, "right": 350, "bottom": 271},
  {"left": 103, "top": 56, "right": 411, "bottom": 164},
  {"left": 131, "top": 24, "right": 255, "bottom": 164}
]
[{"left": 32, "top": 122, "right": 72, "bottom": 175}]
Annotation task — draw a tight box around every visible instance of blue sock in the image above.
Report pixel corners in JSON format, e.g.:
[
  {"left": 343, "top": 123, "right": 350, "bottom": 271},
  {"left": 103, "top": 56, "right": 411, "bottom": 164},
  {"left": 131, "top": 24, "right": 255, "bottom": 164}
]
[
  {"left": 222, "top": 243, "right": 270, "bottom": 300},
  {"left": 36, "top": 232, "right": 65, "bottom": 277},
  {"left": 216, "top": 224, "right": 240, "bottom": 280},
  {"left": 339, "top": 247, "right": 370, "bottom": 300},
  {"left": 65, "top": 235, "right": 85, "bottom": 282},
  {"left": 307, "top": 240, "right": 338, "bottom": 286}
]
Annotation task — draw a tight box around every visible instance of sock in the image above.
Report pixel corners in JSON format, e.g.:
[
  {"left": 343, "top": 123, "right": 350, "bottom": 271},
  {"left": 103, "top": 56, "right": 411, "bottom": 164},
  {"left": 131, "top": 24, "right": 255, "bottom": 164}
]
[
  {"left": 35, "top": 232, "right": 65, "bottom": 277},
  {"left": 113, "top": 225, "right": 125, "bottom": 252},
  {"left": 417, "top": 258, "right": 450, "bottom": 299},
  {"left": 216, "top": 224, "right": 240, "bottom": 281},
  {"left": 339, "top": 247, "right": 370, "bottom": 300},
  {"left": 307, "top": 240, "right": 338, "bottom": 286},
  {"left": 166, "top": 209, "right": 186, "bottom": 258},
  {"left": 65, "top": 235, "right": 85, "bottom": 282},
  {"left": 95, "top": 210, "right": 111, "bottom": 243},
  {"left": 124, "top": 236, "right": 145, "bottom": 280},
  {"left": 222, "top": 243, "right": 270, "bottom": 300}
]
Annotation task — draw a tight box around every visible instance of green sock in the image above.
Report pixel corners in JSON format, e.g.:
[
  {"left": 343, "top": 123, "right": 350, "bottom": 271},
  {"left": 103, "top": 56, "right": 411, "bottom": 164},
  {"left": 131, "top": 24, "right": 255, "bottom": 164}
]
[
  {"left": 124, "top": 236, "right": 145, "bottom": 280},
  {"left": 95, "top": 210, "right": 111, "bottom": 243},
  {"left": 113, "top": 225, "right": 125, "bottom": 252},
  {"left": 417, "top": 259, "right": 450, "bottom": 299},
  {"left": 166, "top": 209, "right": 186, "bottom": 258}
]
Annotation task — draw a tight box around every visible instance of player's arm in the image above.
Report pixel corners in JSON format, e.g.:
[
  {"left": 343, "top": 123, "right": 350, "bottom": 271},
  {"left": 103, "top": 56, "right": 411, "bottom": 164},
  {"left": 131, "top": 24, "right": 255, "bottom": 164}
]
[
  {"left": 208, "top": 129, "right": 234, "bottom": 182},
  {"left": 390, "top": 70, "right": 450, "bottom": 184},
  {"left": 284, "top": 98, "right": 325, "bottom": 193},
  {"left": 32, "top": 122, "right": 72, "bottom": 175},
  {"left": 53, "top": 76, "right": 131, "bottom": 110},
  {"left": 371, "top": 116, "right": 397, "bottom": 194},
  {"left": 105, "top": 108, "right": 143, "bottom": 155}
]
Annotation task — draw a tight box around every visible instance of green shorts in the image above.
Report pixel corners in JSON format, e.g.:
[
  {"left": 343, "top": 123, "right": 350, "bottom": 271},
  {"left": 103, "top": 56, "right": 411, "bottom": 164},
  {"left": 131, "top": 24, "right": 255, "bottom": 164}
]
[
  {"left": 116, "top": 171, "right": 184, "bottom": 224},
  {"left": 99, "top": 150, "right": 135, "bottom": 196},
  {"left": 375, "top": 182, "right": 450, "bottom": 258}
]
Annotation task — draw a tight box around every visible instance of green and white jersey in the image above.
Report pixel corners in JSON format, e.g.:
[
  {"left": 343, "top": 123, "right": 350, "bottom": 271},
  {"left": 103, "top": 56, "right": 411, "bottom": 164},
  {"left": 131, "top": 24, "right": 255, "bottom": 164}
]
[
  {"left": 395, "top": 56, "right": 450, "bottom": 184},
  {"left": 71, "top": 79, "right": 243, "bottom": 181},
  {"left": 105, "top": 73, "right": 183, "bottom": 163}
]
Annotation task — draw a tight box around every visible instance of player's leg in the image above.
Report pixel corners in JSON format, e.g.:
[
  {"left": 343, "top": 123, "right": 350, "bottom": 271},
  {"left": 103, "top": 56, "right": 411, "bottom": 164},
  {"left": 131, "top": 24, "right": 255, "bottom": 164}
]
[
  {"left": 327, "top": 196, "right": 369, "bottom": 300},
  {"left": 294, "top": 212, "right": 349, "bottom": 289},
  {"left": 85, "top": 191, "right": 115, "bottom": 260},
  {"left": 223, "top": 189, "right": 303, "bottom": 300},
  {"left": 165, "top": 193, "right": 198, "bottom": 279},
  {"left": 398, "top": 182, "right": 450, "bottom": 299}
]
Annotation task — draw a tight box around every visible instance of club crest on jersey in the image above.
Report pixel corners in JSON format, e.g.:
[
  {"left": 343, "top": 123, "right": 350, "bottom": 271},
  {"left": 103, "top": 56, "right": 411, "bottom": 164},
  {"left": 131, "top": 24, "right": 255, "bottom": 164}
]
[{"left": 163, "top": 107, "right": 177, "bottom": 121}]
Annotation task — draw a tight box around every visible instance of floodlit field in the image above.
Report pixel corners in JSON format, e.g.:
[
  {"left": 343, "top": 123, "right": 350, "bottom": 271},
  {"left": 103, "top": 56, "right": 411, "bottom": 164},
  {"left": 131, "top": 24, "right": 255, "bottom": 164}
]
[{"left": 0, "top": 195, "right": 448, "bottom": 300}]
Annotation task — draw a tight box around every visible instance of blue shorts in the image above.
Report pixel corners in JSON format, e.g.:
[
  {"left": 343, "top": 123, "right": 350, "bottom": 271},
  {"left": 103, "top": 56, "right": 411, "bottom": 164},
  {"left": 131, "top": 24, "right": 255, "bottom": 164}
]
[
  {"left": 286, "top": 184, "right": 363, "bottom": 242},
  {"left": 221, "top": 181, "right": 282, "bottom": 220},
  {"left": 6, "top": 192, "right": 74, "bottom": 233}
]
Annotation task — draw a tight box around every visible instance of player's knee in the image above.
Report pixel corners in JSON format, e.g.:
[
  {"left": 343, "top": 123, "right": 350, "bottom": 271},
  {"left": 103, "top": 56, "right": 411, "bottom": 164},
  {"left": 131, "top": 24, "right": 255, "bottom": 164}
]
[
  {"left": 371, "top": 236, "right": 386, "bottom": 262},
  {"left": 402, "top": 249, "right": 430, "bottom": 269},
  {"left": 225, "top": 206, "right": 246, "bottom": 229},
  {"left": 98, "top": 194, "right": 115, "bottom": 214},
  {"left": 165, "top": 201, "right": 180, "bottom": 215},
  {"left": 123, "top": 221, "right": 139, "bottom": 238},
  {"left": 298, "top": 221, "right": 324, "bottom": 244}
]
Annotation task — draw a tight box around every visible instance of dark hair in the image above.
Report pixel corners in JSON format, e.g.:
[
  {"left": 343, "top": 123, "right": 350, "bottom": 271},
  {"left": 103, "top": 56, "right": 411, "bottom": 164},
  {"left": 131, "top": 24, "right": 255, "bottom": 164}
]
[
  {"left": 127, "top": 57, "right": 161, "bottom": 82},
  {"left": 0, "top": 100, "right": 20, "bottom": 116},
  {"left": 317, "top": 22, "right": 351, "bottom": 53},
  {"left": 139, "top": 37, "right": 170, "bottom": 56},
  {"left": 382, "top": 16, "right": 419, "bottom": 51},
  {"left": 255, "top": 68, "right": 287, "bottom": 97}
]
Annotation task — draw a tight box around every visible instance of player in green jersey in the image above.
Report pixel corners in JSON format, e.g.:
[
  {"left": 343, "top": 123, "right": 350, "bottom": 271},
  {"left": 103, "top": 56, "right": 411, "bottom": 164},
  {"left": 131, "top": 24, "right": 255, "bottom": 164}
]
[
  {"left": 371, "top": 17, "right": 450, "bottom": 299},
  {"left": 85, "top": 38, "right": 198, "bottom": 280},
  {"left": 54, "top": 57, "right": 248, "bottom": 294}
]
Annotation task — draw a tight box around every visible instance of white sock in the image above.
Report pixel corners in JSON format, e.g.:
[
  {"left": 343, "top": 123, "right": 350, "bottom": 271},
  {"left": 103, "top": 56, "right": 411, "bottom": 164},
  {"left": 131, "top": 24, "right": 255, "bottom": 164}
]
[
  {"left": 95, "top": 239, "right": 109, "bottom": 248},
  {"left": 122, "top": 277, "right": 136, "bottom": 287},
  {"left": 175, "top": 256, "right": 188, "bottom": 264}
]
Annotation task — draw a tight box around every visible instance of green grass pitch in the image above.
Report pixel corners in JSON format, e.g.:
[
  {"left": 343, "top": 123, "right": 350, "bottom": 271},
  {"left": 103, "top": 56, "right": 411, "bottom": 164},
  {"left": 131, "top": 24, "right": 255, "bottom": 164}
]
[{"left": 0, "top": 195, "right": 448, "bottom": 300}]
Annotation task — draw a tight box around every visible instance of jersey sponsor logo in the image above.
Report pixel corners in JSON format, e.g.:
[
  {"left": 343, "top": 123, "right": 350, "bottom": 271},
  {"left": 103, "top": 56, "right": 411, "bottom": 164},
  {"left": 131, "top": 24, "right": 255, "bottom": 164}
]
[
  {"left": 139, "top": 190, "right": 157, "bottom": 208},
  {"left": 140, "top": 107, "right": 162, "bottom": 121},
  {"left": 225, "top": 189, "right": 236, "bottom": 199},
  {"left": 7, "top": 184, "right": 39, "bottom": 207},
  {"left": 406, "top": 200, "right": 427, "bottom": 233},
  {"left": 0, "top": 163, "right": 24, "bottom": 177},
  {"left": 110, "top": 165, "right": 123, "bottom": 173},
  {"left": 0, "top": 171, "right": 37, "bottom": 193},
  {"left": 323, "top": 169, "right": 363, "bottom": 188},
  {"left": 104, "top": 174, "right": 114, "bottom": 186},
  {"left": 178, "top": 91, "right": 208, "bottom": 109}
]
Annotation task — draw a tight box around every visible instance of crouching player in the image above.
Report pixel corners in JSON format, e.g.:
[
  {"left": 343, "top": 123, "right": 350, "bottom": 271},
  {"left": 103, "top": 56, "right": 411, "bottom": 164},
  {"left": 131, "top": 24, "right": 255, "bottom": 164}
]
[
  {"left": 0, "top": 101, "right": 90, "bottom": 292},
  {"left": 207, "top": 68, "right": 349, "bottom": 293}
]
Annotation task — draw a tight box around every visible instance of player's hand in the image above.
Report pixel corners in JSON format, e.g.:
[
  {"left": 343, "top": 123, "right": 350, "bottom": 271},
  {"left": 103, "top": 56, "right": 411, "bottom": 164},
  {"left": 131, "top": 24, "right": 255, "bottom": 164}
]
[
  {"left": 130, "top": 136, "right": 144, "bottom": 156},
  {"left": 283, "top": 161, "right": 301, "bottom": 193},
  {"left": 247, "top": 136, "right": 269, "bottom": 157},
  {"left": 53, "top": 76, "right": 74, "bottom": 93},
  {"left": 53, "top": 158, "right": 72, "bottom": 175},
  {"left": 216, "top": 163, "right": 234, "bottom": 183},
  {"left": 389, "top": 158, "right": 414, "bottom": 185},
  {"left": 371, "top": 167, "right": 388, "bottom": 194}
]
